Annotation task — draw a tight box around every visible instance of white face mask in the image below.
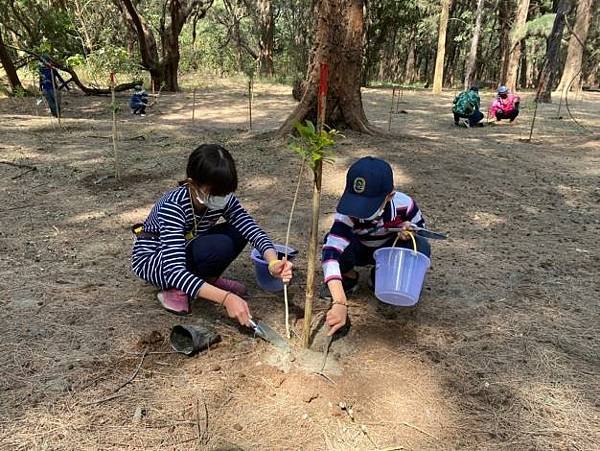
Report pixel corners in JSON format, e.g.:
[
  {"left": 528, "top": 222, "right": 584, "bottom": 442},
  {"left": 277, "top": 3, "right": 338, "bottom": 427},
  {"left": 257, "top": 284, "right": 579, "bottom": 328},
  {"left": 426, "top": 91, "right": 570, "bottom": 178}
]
[
  {"left": 194, "top": 188, "right": 232, "bottom": 210},
  {"left": 364, "top": 205, "right": 385, "bottom": 221}
]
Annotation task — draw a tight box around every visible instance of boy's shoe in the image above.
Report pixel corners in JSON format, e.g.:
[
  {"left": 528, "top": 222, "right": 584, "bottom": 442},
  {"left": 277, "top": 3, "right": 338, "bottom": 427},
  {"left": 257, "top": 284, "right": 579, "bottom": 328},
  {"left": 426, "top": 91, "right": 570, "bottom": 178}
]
[
  {"left": 213, "top": 277, "right": 247, "bottom": 297},
  {"left": 319, "top": 275, "right": 359, "bottom": 300},
  {"left": 157, "top": 289, "right": 190, "bottom": 316},
  {"left": 459, "top": 118, "right": 470, "bottom": 128}
]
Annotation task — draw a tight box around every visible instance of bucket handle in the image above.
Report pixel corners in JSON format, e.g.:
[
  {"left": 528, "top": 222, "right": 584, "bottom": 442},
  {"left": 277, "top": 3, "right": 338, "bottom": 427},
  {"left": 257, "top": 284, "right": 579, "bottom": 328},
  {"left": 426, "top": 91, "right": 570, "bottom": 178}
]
[
  {"left": 391, "top": 231, "right": 418, "bottom": 254},
  {"left": 387, "top": 231, "right": 418, "bottom": 267}
]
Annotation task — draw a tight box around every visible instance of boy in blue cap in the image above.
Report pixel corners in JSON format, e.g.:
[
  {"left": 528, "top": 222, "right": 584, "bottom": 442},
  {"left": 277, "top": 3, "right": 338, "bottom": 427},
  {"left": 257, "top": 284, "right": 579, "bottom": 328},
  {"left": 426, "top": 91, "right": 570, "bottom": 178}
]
[
  {"left": 129, "top": 84, "right": 149, "bottom": 116},
  {"left": 320, "top": 157, "right": 431, "bottom": 335}
]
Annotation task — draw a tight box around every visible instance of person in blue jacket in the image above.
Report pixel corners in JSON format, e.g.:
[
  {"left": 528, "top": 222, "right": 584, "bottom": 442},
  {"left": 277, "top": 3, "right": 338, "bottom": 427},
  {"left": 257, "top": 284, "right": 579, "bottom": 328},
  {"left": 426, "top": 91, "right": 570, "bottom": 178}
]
[
  {"left": 129, "top": 84, "right": 149, "bottom": 116},
  {"left": 38, "top": 55, "right": 67, "bottom": 118}
]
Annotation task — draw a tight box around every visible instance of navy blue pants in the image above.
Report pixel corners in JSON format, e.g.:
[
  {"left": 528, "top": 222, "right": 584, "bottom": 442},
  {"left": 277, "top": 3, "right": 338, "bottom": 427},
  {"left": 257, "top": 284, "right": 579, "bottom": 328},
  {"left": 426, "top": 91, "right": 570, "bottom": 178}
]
[
  {"left": 454, "top": 110, "right": 484, "bottom": 127},
  {"left": 43, "top": 89, "right": 59, "bottom": 117},
  {"left": 131, "top": 104, "right": 147, "bottom": 115},
  {"left": 496, "top": 108, "right": 519, "bottom": 121},
  {"left": 186, "top": 223, "right": 247, "bottom": 279},
  {"left": 336, "top": 234, "right": 431, "bottom": 275}
]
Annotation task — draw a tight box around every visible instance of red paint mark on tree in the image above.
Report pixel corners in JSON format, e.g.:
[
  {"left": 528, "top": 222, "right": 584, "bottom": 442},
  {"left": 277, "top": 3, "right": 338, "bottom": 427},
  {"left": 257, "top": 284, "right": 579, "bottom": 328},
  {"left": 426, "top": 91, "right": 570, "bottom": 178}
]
[{"left": 318, "top": 62, "right": 329, "bottom": 127}]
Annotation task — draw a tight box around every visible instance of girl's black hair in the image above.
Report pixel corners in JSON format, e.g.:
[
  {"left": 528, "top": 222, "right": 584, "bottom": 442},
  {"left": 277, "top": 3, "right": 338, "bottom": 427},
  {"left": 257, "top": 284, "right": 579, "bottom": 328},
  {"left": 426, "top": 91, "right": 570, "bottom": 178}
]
[{"left": 186, "top": 144, "right": 238, "bottom": 195}]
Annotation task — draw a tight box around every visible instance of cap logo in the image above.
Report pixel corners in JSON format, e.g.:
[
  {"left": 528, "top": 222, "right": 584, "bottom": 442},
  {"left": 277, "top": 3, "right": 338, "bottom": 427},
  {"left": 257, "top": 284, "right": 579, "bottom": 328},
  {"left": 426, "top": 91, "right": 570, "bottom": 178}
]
[{"left": 353, "top": 177, "right": 366, "bottom": 193}]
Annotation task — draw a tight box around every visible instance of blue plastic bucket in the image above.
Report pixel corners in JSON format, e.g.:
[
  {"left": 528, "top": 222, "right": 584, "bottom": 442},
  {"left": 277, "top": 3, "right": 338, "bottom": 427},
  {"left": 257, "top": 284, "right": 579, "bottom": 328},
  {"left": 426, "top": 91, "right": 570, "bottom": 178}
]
[
  {"left": 373, "top": 247, "right": 431, "bottom": 306},
  {"left": 250, "top": 244, "right": 297, "bottom": 292}
]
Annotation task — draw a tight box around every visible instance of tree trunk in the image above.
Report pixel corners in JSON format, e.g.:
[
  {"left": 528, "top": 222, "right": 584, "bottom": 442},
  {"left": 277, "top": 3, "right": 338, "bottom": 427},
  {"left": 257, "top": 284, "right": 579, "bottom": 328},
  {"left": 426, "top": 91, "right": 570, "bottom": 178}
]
[
  {"left": 526, "top": 40, "right": 536, "bottom": 87},
  {"left": 117, "top": 0, "right": 213, "bottom": 91},
  {"left": 278, "top": 0, "right": 372, "bottom": 134},
  {"left": 404, "top": 30, "right": 416, "bottom": 84},
  {"left": 519, "top": 40, "right": 528, "bottom": 88},
  {"left": 464, "top": 0, "right": 485, "bottom": 89},
  {"left": 118, "top": 0, "right": 162, "bottom": 88},
  {"left": 505, "top": 0, "right": 530, "bottom": 91},
  {"left": 0, "top": 27, "right": 25, "bottom": 94},
  {"left": 257, "top": 0, "right": 274, "bottom": 76},
  {"left": 536, "top": 0, "right": 571, "bottom": 102},
  {"left": 432, "top": 0, "right": 451, "bottom": 94},
  {"left": 498, "top": 0, "right": 512, "bottom": 84},
  {"left": 556, "top": 0, "right": 595, "bottom": 92}
]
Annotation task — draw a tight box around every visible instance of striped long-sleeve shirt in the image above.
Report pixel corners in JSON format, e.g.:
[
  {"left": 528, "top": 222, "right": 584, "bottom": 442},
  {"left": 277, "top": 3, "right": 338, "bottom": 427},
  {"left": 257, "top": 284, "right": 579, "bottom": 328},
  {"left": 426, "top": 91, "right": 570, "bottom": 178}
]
[
  {"left": 132, "top": 185, "right": 274, "bottom": 298},
  {"left": 322, "top": 191, "right": 425, "bottom": 283}
]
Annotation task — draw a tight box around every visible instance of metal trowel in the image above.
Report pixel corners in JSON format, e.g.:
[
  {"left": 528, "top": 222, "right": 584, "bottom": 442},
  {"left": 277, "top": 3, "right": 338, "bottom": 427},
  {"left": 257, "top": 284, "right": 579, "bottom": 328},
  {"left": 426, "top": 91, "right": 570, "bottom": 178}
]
[{"left": 249, "top": 319, "right": 290, "bottom": 351}]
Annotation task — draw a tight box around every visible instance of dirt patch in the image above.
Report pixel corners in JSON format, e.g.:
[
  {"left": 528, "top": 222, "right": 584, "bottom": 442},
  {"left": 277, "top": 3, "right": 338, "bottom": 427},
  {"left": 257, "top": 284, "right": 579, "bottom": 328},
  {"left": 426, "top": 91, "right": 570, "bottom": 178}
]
[{"left": 1, "top": 81, "right": 599, "bottom": 449}]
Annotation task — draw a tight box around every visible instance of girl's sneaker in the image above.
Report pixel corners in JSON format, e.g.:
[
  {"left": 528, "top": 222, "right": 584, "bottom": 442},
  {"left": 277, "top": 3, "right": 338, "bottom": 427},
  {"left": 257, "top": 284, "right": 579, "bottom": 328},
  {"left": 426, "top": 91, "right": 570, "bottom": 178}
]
[
  {"left": 213, "top": 278, "right": 247, "bottom": 297},
  {"left": 157, "top": 289, "right": 190, "bottom": 315}
]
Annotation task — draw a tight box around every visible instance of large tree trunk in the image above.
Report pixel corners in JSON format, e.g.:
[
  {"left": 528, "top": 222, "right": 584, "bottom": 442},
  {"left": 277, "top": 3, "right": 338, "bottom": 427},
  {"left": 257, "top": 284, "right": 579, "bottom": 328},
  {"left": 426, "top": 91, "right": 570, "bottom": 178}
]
[
  {"left": 118, "top": 0, "right": 162, "bottom": 88},
  {"left": 432, "top": 0, "right": 452, "bottom": 94},
  {"left": 464, "top": 0, "right": 485, "bottom": 89},
  {"left": 117, "top": 0, "right": 213, "bottom": 91},
  {"left": 257, "top": 0, "right": 274, "bottom": 76},
  {"left": 505, "top": 0, "right": 530, "bottom": 90},
  {"left": 536, "top": 0, "right": 571, "bottom": 102},
  {"left": 498, "top": 0, "right": 512, "bottom": 84},
  {"left": 519, "top": 40, "right": 528, "bottom": 88},
  {"left": 526, "top": 40, "right": 537, "bottom": 88},
  {"left": 404, "top": 35, "right": 416, "bottom": 84},
  {"left": 556, "top": 0, "right": 595, "bottom": 92},
  {"left": 279, "top": 0, "right": 372, "bottom": 134},
  {"left": 0, "top": 27, "right": 25, "bottom": 94}
]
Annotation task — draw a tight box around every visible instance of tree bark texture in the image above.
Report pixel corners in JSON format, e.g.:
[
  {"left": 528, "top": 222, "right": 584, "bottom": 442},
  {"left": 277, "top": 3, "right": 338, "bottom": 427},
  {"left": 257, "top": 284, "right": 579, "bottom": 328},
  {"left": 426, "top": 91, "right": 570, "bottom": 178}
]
[
  {"left": 556, "top": 0, "right": 595, "bottom": 92},
  {"left": 505, "top": 0, "right": 530, "bottom": 91},
  {"left": 257, "top": 0, "right": 274, "bottom": 76},
  {"left": 464, "top": 0, "right": 485, "bottom": 90},
  {"left": 536, "top": 0, "right": 571, "bottom": 102},
  {"left": 432, "top": 0, "right": 452, "bottom": 94},
  {"left": 279, "top": 0, "right": 372, "bottom": 134},
  {"left": 0, "top": 26, "right": 25, "bottom": 94}
]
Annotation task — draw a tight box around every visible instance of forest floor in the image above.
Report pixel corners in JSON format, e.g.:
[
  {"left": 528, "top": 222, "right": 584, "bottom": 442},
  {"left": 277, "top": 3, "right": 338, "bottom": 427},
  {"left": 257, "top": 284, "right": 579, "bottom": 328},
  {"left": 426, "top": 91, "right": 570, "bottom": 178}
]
[{"left": 1, "top": 78, "right": 599, "bottom": 450}]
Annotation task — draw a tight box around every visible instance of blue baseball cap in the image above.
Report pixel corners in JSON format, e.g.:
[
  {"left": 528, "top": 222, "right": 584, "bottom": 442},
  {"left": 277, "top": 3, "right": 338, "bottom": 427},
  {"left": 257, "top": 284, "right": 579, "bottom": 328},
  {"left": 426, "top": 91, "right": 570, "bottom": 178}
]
[
  {"left": 498, "top": 85, "right": 509, "bottom": 94},
  {"left": 337, "top": 157, "right": 394, "bottom": 219}
]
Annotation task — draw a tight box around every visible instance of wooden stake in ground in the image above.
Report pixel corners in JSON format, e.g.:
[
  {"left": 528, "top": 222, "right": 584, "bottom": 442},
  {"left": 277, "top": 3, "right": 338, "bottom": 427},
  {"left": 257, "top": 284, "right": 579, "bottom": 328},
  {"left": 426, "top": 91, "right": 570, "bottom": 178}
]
[
  {"left": 248, "top": 76, "right": 253, "bottom": 131},
  {"left": 192, "top": 88, "right": 197, "bottom": 125},
  {"left": 50, "top": 63, "right": 62, "bottom": 128},
  {"left": 302, "top": 62, "right": 329, "bottom": 349},
  {"left": 388, "top": 86, "right": 396, "bottom": 132},
  {"left": 110, "top": 72, "right": 121, "bottom": 180}
]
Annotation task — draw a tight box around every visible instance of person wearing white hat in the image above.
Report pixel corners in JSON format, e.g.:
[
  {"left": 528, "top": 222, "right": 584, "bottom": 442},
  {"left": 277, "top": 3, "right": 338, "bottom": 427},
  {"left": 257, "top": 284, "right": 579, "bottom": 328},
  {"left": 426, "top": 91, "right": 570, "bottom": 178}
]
[{"left": 489, "top": 85, "right": 520, "bottom": 122}]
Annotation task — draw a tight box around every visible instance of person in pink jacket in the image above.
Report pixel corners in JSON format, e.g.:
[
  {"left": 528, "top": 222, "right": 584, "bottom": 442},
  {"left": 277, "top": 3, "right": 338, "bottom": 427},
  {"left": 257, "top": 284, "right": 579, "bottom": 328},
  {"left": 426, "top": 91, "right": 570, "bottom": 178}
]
[{"left": 489, "top": 85, "right": 520, "bottom": 122}]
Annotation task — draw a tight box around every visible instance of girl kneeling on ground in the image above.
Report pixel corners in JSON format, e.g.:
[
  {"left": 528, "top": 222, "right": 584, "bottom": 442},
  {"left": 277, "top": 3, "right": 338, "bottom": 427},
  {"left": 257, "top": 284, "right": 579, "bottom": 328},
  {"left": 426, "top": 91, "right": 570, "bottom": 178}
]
[{"left": 131, "top": 144, "right": 293, "bottom": 326}]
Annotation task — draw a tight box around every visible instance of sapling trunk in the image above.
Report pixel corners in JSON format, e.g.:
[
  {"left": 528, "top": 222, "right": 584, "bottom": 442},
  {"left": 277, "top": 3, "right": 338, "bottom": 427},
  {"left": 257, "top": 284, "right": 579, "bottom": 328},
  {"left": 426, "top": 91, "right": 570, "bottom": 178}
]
[
  {"left": 302, "top": 159, "right": 323, "bottom": 348},
  {"left": 283, "top": 158, "right": 307, "bottom": 339}
]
